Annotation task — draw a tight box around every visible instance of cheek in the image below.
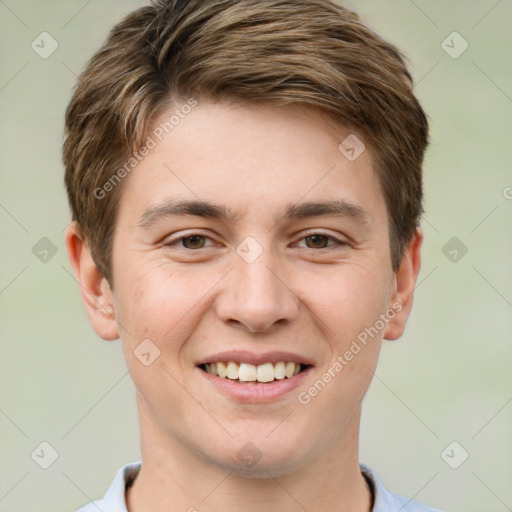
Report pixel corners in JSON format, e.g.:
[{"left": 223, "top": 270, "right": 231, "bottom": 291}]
[
  {"left": 114, "top": 262, "right": 217, "bottom": 348},
  {"left": 299, "top": 261, "right": 393, "bottom": 344},
  {"left": 114, "top": 265, "right": 209, "bottom": 412},
  {"left": 293, "top": 264, "right": 389, "bottom": 403}
]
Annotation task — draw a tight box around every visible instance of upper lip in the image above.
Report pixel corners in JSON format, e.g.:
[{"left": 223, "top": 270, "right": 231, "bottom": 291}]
[{"left": 196, "top": 350, "right": 314, "bottom": 367}]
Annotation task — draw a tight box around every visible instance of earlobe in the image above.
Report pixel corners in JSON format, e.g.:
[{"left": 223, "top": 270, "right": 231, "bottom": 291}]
[
  {"left": 383, "top": 228, "right": 423, "bottom": 341},
  {"left": 65, "top": 221, "right": 119, "bottom": 341}
]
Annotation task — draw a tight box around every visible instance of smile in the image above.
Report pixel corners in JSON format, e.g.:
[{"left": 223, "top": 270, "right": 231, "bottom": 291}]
[
  {"left": 195, "top": 350, "right": 314, "bottom": 402},
  {"left": 201, "top": 361, "right": 307, "bottom": 383}
]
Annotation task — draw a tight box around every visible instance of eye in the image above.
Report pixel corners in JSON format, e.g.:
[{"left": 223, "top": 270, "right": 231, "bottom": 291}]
[
  {"left": 164, "top": 232, "right": 347, "bottom": 251},
  {"left": 296, "top": 232, "right": 347, "bottom": 249},
  {"left": 166, "top": 234, "right": 215, "bottom": 250}
]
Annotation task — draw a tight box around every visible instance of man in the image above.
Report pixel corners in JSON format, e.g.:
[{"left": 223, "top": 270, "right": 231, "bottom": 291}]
[{"left": 63, "top": 0, "right": 444, "bottom": 510}]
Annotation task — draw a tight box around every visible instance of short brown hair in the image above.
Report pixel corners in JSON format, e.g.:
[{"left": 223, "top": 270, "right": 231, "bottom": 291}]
[{"left": 63, "top": 0, "right": 428, "bottom": 284}]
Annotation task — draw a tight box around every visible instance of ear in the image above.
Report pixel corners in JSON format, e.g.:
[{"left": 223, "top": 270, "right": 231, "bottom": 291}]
[
  {"left": 383, "top": 227, "right": 423, "bottom": 341},
  {"left": 65, "top": 221, "right": 119, "bottom": 341}
]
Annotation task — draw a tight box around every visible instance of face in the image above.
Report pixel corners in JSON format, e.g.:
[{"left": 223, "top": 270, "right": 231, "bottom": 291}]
[{"left": 72, "top": 99, "right": 420, "bottom": 477}]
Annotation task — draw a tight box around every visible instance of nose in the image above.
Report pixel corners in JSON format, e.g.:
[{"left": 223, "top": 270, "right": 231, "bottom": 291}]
[{"left": 214, "top": 248, "right": 299, "bottom": 334}]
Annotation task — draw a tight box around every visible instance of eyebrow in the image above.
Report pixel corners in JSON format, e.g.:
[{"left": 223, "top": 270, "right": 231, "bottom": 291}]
[{"left": 137, "top": 198, "right": 370, "bottom": 229}]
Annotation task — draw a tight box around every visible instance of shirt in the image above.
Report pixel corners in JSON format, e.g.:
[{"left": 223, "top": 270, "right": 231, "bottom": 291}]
[{"left": 74, "top": 461, "right": 445, "bottom": 512}]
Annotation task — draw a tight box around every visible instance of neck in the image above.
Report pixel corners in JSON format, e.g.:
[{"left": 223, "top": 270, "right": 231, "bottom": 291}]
[{"left": 126, "top": 396, "right": 372, "bottom": 512}]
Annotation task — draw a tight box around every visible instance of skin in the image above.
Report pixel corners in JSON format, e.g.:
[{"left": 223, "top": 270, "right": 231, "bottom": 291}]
[{"left": 66, "top": 99, "right": 422, "bottom": 512}]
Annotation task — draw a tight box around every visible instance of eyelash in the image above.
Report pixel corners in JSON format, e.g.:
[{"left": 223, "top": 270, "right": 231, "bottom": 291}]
[{"left": 164, "top": 231, "right": 348, "bottom": 250}]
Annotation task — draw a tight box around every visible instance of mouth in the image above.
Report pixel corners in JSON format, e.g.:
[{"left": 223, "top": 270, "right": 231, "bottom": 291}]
[
  {"left": 198, "top": 360, "right": 312, "bottom": 384},
  {"left": 195, "top": 350, "right": 315, "bottom": 404},
  {"left": 194, "top": 351, "right": 314, "bottom": 402}
]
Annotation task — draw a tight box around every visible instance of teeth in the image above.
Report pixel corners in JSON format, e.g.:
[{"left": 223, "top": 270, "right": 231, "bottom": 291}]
[
  {"left": 285, "top": 362, "right": 296, "bottom": 378},
  {"left": 257, "top": 362, "right": 274, "bottom": 383},
  {"left": 226, "top": 361, "right": 239, "bottom": 379},
  {"left": 203, "top": 361, "right": 303, "bottom": 382},
  {"left": 274, "top": 361, "right": 286, "bottom": 380},
  {"left": 238, "top": 363, "right": 257, "bottom": 382},
  {"left": 217, "top": 361, "right": 227, "bottom": 378}
]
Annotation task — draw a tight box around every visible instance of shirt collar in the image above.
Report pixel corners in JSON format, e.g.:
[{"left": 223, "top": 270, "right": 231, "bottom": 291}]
[{"left": 90, "top": 461, "right": 442, "bottom": 512}]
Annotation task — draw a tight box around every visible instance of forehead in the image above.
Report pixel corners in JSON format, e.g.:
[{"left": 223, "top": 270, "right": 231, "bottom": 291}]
[{"left": 115, "top": 100, "right": 386, "bottom": 228}]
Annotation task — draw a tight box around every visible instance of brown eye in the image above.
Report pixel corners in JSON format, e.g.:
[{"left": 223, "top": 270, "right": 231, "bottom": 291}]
[
  {"left": 164, "top": 232, "right": 216, "bottom": 250},
  {"left": 304, "top": 234, "right": 330, "bottom": 248},
  {"left": 181, "top": 235, "right": 206, "bottom": 249},
  {"left": 297, "top": 233, "right": 347, "bottom": 250}
]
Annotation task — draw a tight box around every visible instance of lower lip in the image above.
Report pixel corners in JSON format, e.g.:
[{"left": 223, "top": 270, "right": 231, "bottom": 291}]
[{"left": 196, "top": 366, "right": 313, "bottom": 403}]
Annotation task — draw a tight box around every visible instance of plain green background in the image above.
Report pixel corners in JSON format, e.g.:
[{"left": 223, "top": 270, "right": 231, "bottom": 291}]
[{"left": 0, "top": 1, "right": 510, "bottom": 511}]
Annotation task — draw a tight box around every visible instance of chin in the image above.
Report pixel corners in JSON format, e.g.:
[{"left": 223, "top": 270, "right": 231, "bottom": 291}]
[
  {"left": 224, "top": 456, "right": 305, "bottom": 479},
  {"left": 205, "top": 436, "right": 309, "bottom": 478}
]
